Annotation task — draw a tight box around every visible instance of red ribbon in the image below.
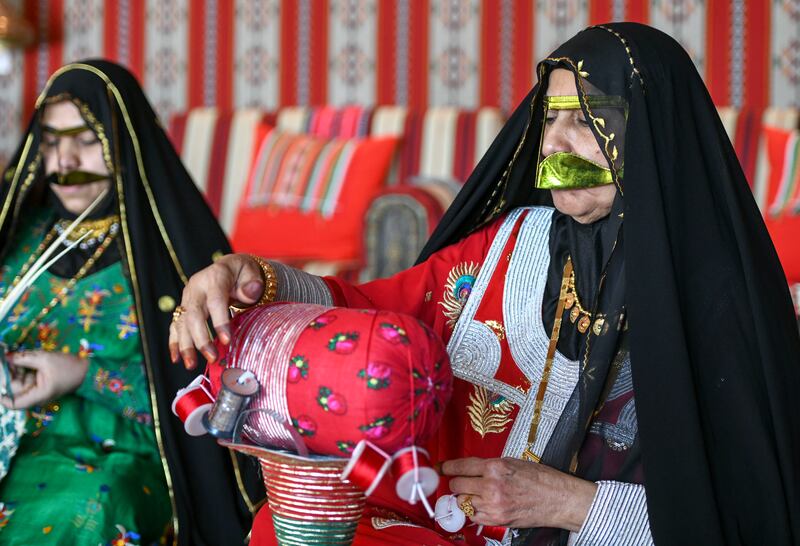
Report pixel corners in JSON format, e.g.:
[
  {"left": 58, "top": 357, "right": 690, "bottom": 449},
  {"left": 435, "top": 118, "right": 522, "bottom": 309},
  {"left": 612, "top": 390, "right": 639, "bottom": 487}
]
[
  {"left": 341, "top": 441, "right": 391, "bottom": 496},
  {"left": 174, "top": 386, "right": 213, "bottom": 424}
]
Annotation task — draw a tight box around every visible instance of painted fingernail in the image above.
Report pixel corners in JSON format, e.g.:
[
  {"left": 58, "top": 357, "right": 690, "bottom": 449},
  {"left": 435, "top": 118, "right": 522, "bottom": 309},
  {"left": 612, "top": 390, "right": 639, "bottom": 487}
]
[
  {"left": 216, "top": 324, "right": 231, "bottom": 345},
  {"left": 182, "top": 351, "right": 197, "bottom": 370},
  {"left": 243, "top": 281, "right": 263, "bottom": 300},
  {"left": 201, "top": 344, "right": 218, "bottom": 363},
  {"left": 169, "top": 347, "right": 179, "bottom": 364}
]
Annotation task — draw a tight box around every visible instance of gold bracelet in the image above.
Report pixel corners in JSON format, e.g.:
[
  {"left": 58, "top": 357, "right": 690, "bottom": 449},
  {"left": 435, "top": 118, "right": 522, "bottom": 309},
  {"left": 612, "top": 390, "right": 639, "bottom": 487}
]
[{"left": 230, "top": 255, "right": 278, "bottom": 312}]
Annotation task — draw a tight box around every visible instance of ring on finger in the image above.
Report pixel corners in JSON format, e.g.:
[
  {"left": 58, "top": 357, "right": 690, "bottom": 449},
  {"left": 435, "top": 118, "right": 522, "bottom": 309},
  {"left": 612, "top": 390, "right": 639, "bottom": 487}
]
[
  {"left": 459, "top": 495, "right": 476, "bottom": 518},
  {"left": 172, "top": 305, "right": 186, "bottom": 323}
]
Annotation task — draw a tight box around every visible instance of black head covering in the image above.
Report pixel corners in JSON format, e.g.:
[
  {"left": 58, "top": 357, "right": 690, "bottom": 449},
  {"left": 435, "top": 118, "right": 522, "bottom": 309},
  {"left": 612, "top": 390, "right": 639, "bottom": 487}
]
[
  {"left": 421, "top": 23, "right": 800, "bottom": 545},
  {"left": 0, "top": 60, "right": 261, "bottom": 545}
]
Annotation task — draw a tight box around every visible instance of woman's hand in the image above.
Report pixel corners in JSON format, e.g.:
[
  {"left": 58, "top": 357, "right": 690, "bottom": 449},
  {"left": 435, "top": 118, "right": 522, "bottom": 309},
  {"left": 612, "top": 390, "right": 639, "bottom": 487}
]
[
  {"left": 168, "top": 253, "right": 264, "bottom": 370},
  {"left": 0, "top": 351, "right": 89, "bottom": 409},
  {"left": 442, "top": 457, "right": 597, "bottom": 531}
]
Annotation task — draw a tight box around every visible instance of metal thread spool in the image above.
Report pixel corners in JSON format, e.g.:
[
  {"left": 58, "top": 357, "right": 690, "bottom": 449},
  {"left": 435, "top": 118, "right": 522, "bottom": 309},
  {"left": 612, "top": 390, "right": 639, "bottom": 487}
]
[
  {"left": 204, "top": 367, "right": 260, "bottom": 439},
  {"left": 259, "top": 451, "right": 365, "bottom": 546}
]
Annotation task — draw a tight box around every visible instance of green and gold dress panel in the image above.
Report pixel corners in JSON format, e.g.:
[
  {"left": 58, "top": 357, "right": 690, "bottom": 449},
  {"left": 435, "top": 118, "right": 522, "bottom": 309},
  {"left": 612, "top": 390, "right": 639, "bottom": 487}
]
[{"left": 0, "top": 211, "right": 170, "bottom": 546}]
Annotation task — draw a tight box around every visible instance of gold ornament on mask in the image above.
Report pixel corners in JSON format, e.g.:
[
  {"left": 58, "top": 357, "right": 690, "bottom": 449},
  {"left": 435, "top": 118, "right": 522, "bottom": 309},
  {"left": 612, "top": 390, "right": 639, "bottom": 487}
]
[{"left": 537, "top": 94, "right": 626, "bottom": 190}]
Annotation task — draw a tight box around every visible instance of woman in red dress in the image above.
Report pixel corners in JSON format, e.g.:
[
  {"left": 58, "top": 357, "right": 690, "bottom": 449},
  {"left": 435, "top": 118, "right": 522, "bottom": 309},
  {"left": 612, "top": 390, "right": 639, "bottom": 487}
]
[{"left": 170, "top": 24, "right": 800, "bottom": 546}]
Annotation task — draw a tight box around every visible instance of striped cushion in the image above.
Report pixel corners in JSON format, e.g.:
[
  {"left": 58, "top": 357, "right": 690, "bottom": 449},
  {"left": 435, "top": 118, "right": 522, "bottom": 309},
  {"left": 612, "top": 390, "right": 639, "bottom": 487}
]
[
  {"left": 753, "top": 108, "right": 800, "bottom": 211},
  {"left": 308, "top": 105, "right": 373, "bottom": 138},
  {"left": 244, "top": 129, "right": 360, "bottom": 217},
  {"left": 168, "top": 107, "right": 267, "bottom": 233},
  {"left": 371, "top": 106, "right": 504, "bottom": 185},
  {"left": 760, "top": 125, "right": 800, "bottom": 284},
  {"left": 763, "top": 127, "right": 800, "bottom": 218},
  {"left": 232, "top": 126, "right": 399, "bottom": 263}
]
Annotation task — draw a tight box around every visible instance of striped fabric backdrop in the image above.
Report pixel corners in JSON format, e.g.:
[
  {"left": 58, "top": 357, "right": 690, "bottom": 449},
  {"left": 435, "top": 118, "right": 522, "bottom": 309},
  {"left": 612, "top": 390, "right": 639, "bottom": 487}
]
[{"left": 1, "top": 0, "right": 798, "bottom": 169}]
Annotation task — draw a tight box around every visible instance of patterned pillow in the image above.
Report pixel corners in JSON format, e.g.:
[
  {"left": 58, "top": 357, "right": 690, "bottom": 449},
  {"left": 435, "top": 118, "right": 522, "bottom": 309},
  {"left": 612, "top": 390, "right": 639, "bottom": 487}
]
[
  {"left": 232, "top": 127, "right": 399, "bottom": 265},
  {"left": 761, "top": 126, "right": 800, "bottom": 284}
]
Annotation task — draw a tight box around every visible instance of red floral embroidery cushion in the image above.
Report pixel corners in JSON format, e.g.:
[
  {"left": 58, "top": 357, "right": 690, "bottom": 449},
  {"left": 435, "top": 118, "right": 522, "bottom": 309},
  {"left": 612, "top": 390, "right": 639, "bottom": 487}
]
[{"left": 218, "top": 303, "right": 452, "bottom": 457}]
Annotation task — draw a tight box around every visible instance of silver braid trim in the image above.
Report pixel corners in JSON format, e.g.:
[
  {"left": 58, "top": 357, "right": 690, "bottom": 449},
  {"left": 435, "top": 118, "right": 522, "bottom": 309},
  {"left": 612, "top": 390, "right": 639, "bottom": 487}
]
[{"left": 446, "top": 207, "right": 579, "bottom": 461}]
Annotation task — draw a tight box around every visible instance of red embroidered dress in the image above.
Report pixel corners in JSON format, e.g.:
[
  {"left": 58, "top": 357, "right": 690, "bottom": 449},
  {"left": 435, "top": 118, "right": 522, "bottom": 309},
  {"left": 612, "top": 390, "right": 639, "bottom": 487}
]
[{"left": 253, "top": 207, "right": 645, "bottom": 545}]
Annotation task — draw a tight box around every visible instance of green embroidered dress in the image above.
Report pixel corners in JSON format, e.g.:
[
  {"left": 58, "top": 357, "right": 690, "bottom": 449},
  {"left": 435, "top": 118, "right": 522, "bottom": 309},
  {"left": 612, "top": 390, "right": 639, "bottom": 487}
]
[{"left": 0, "top": 211, "right": 171, "bottom": 545}]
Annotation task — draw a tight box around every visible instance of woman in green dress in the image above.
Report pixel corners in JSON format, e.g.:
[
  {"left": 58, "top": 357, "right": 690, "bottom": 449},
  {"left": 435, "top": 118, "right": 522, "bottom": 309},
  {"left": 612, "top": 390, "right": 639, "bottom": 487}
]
[{"left": 0, "top": 60, "right": 260, "bottom": 545}]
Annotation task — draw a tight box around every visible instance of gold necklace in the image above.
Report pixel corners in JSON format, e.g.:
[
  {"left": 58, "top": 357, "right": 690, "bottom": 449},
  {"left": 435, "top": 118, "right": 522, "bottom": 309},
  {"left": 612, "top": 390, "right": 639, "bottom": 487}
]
[
  {"left": 0, "top": 228, "right": 58, "bottom": 307},
  {"left": 563, "top": 264, "right": 593, "bottom": 334},
  {"left": 54, "top": 215, "right": 120, "bottom": 249},
  {"left": 9, "top": 229, "right": 118, "bottom": 346}
]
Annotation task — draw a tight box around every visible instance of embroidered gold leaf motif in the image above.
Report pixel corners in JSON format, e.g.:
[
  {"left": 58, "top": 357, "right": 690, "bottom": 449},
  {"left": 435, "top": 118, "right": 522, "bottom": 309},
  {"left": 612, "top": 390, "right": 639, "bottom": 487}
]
[
  {"left": 467, "top": 385, "right": 513, "bottom": 438},
  {"left": 577, "top": 60, "right": 589, "bottom": 78},
  {"left": 594, "top": 117, "right": 606, "bottom": 129},
  {"left": 484, "top": 320, "right": 505, "bottom": 340}
]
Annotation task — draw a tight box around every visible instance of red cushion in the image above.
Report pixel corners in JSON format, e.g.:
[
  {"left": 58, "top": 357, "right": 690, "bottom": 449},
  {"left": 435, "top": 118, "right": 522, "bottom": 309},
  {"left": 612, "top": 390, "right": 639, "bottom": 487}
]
[
  {"left": 761, "top": 126, "right": 800, "bottom": 283},
  {"left": 763, "top": 126, "right": 794, "bottom": 214},
  {"left": 232, "top": 126, "right": 399, "bottom": 263}
]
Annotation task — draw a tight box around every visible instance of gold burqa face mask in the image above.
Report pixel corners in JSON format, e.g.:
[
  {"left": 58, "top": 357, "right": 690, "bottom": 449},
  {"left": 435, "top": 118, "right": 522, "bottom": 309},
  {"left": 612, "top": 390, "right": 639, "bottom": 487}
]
[
  {"left": 45, "top": 171, "right": 109, "bottom": 186},
  {"left": 535, "top": 94, "right": 626, "bottom": 190},
  {"left": 42, "top": 125, "right": 109, "bottom": 186}
]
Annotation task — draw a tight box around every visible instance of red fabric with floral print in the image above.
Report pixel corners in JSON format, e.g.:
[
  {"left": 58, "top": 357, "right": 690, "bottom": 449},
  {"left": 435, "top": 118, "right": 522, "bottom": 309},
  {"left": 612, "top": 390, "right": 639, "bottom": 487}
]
[
  {"left": 285, "top": 307, "right": 452, "bottom": 455},
  {"left": 216, "top": 304, "right": 453, "bottom": 456}
]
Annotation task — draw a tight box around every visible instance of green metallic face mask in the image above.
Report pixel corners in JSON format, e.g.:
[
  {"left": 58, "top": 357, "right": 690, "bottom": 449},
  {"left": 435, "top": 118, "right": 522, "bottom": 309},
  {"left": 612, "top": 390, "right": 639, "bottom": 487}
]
[
  {"left": 536, "top": 151, "right": 617, "bottom": 190},
  {"left": 535, "top": 93, "right": 627, "bottom": 190}
]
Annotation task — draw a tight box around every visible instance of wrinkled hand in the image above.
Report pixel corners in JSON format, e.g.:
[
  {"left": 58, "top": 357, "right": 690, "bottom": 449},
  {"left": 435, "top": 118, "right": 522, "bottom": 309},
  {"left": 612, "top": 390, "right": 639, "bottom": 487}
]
[
  {"left": 442, "top": 457, "right": 597, "bottom": 531},
  {"left": 0, "top": 351, "right": 89, "bottom": 409},
  {"left": 168, "top": 253, "right": 264, "bottom": 370}
]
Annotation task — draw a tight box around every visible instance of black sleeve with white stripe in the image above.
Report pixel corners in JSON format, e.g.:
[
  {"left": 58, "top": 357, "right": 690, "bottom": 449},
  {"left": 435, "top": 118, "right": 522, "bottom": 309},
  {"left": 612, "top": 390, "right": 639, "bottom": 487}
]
[{"left": 570, "top": 481, "right": 654, "bottom": 546}]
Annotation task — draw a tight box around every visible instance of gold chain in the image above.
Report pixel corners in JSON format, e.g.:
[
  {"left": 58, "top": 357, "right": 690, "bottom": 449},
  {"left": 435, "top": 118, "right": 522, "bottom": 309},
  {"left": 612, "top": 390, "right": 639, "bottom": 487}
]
[
  {"left": 522, "top": 256, "right": 574, "bottom": 462},
  {"left": 0, "top": 228, "right": 58, "bottom": 308},
  {"left": 563, "top": 262, "right": 593, "bottom": 334},
  {"left": 9, "top": 229, "right": 118, "bottom": 346}
]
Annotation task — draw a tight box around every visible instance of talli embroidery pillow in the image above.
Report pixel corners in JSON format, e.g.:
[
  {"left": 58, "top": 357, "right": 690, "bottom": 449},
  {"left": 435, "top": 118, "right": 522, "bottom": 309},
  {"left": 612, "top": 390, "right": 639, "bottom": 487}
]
[
  {"left": 762, "top": 126, "right": 800, "bottom": 283},
  {"left": 231, "top": 125, "right": 399, "bottom": 265},
  {"left": 212, "top": 303, "right": 453, "bottom": 456}
]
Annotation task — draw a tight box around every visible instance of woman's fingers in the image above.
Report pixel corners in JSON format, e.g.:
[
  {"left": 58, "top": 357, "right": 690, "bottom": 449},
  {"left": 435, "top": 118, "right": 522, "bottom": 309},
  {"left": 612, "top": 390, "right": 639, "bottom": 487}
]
[
  {"left": 176, "top": 306, "right": 201, "bottom": 370},
  {"left": 6, "top": 351, "right": 46, "bottom": 370},
  {"left": 7, "top": 383, "right": 47, "bottom": 409},
  {"left": 168, "top": 321, "right": 180, "bottom": 364},
  {"left": 231, "top": 256, "right": 265, "bottom": 306},
  {"left": 169, "top": 253, "right": 268, "bottom": 367},
  {"left": 455, "top": 493, "right": 479, "bottom": 519},
  {"left": 441, "top": 457, "right": 485, "bottom": 477},
  {"left": 448, "top": 476, "right": 483, "bottom": 496}
]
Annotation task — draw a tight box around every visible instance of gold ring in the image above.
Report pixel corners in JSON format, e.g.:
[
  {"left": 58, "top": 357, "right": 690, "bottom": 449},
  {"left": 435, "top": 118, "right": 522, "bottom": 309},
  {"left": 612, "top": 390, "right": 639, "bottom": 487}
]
[
  {"left": 459, "top": 495, "right": 475, "bottom": 518},
  {"left": 172, "top": 305, "right": 186, "bottom": 323}
]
